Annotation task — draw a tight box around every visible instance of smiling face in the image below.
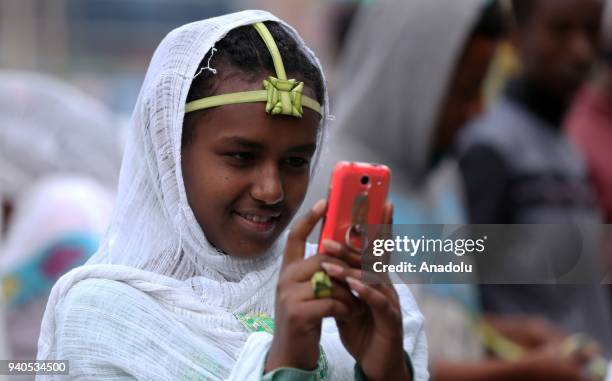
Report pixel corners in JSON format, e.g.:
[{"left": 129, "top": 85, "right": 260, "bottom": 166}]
[{"left": 181, "top": 69, "right": 320, "bottom": 258}]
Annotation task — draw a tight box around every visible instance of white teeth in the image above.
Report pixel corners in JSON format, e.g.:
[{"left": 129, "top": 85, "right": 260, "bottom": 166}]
[{"left": 241, "top": 214, "right": 273, "bottom": 223}]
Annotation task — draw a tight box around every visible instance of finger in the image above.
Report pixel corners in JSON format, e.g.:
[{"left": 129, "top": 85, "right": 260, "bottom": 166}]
[
  {"left": 283, "top": 199, "right": 327, "bottom": 268},
  {"left": 355, "top": 266, "right": 398, "bottom": 302},
  {"left": 320, "top": 239, "right": 362, "bottom": 267},
  {"left": 374, "top": 282, "right": 401, "bottom": 309},
  {"left": 322, "top": 264, "right": 400, "bottom": 309},
  {"left": 287, "top": 254, "right": 349, "bottom": 282},
  {"left": 346, "top": 276, "right": 399, "bottom": 322},
  {"left": 322, "top": 265, "right": 387, "bottom": 286},
  {"left": 288, "top": 279, "right": 360, "bottom": 312},
  {"left": 297, "top": 299, "right": 352, "bottom": 321},
  {"left": 383, "top": 202, "right": 394, "bottom": 225}
]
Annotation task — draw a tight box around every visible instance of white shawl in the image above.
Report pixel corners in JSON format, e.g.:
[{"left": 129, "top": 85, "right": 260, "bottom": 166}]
[{"left": 37, "top": 10, "right": 428, "bottom": 380}]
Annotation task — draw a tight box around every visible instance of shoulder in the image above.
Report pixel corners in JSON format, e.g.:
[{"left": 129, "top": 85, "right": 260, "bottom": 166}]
[
  {"left": 49, "top": 279, "right": 179, "bottom": 379},
  {"left": 60, "top": 278, "right": 150, "bottom": 312},
  {"left": 54, "top": 279, "right": 168, "bottom": 352},
  {"left": 55, "top": 278, "right": 166, "bottom": 343}
]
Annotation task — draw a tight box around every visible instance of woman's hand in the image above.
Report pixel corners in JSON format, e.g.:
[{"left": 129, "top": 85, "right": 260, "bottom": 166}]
[
  {"left": 320, "top": 203, "right": 412, "bottom": 381},
  {"left": 521, "top": 342, "right": 599, "bottom": 381},
  {"left": 265, "top": 199, "right": 359, "bottom": 373},
  {"left": 484, "top": 314, "right": 566, "bottom": 350}
]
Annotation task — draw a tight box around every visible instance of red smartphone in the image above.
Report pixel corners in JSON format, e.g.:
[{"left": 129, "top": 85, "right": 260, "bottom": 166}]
[{"left": 317, "top": 161, "right": 391, "bottom": 255}]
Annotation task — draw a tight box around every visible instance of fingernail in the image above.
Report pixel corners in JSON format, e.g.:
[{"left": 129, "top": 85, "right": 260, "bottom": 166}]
[
  {"left": 346, "top": 276, "right": 365, "bottom": 292},
  {"left": 313, "top": 199, "right": 327, "bottom": 214},
  {"left": 321, "top": 262, "right": 343, "bottom": 276},
  {"left": 323, "top": 239, "right": 342, "bottom": 252}
]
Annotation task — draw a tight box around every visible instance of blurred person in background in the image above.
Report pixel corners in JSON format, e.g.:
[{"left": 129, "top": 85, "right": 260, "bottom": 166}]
[
  {"left": 326, "top": 0, "right": 362, "bottom": 65},
  {"left": 0, "top": 71, "right": 121, "bottom": 368},
  {"left": 303, "top": 0, "right": 600, "bottom": 379},
  {"left": 0, "top": 292, "right": 7, "bottom": 364},
  {"left": 457, "top": 0, "right": 611, "bottom": 366},
  {"left": 566, "top": 1, "right": 612, "bottom": 224}
]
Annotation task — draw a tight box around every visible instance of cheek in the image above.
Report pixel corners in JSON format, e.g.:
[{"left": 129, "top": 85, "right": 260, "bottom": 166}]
[
  {"left": 195, "top": 171, "right": 244, "bottom": 210},
  {"left": 182, "top": 150, "right": 235, "bottom": 214},
  {"left": 283, "top": 173, "right": 311, "bottom": 211}
]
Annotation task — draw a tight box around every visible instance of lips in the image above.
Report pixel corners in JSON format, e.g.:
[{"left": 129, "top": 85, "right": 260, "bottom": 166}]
[
  {"left": 238, "top": 213, "right": 276, "bottom": 223},
  {"left": 233, "top": 210, "right": 281, "bottom": 235}
]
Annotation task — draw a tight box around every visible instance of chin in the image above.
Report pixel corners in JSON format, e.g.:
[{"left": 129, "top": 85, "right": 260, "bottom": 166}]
[{"left": 225, "top": 239, "right": 277, "bottom": 258}]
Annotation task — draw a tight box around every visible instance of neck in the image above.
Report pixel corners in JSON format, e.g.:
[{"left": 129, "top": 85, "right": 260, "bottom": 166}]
[{"left": 505, "top": 75, "right": 568, "bottom": 128}]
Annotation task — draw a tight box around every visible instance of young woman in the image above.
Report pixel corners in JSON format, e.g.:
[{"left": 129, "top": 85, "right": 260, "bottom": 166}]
[{"left": 37, "top": 10, "right": 427, "bottom": 380}]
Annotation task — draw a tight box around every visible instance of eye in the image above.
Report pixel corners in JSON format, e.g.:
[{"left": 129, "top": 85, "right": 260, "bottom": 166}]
[
  {"left": 231, "top": 152, "right": 252, "bottom": 160},
  {"left": 283, "top": 156, "right": 310, "bottom": 169},
  {"left": 224, "top": 152, "right": 255, "bottom": 165}
]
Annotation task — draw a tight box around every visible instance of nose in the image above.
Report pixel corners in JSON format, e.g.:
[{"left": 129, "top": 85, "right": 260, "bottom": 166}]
[{"left": 250, "top": 162, "right": 284, "bottom": 205}]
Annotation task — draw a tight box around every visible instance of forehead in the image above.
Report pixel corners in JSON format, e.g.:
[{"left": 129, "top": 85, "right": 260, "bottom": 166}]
[
  {"left": 189, "top": 101, "right": 320, "bottom": 150},
  {"left": 184, "top": 67, "right": 321, "bottom": 149}
]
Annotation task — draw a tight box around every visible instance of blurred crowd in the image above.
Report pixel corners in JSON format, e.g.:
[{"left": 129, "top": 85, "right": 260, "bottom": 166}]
[{"left": 1, "top": 0, "right": 612, "bottom": 380}]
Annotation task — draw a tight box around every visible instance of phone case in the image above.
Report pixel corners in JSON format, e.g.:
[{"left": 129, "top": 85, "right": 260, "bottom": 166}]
[{"left": 317, "top": 161, "right": 391, "bottom": 254}]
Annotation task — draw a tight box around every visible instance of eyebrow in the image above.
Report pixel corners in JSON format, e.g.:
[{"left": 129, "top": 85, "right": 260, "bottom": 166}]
[
  {"left": 219, "top": 137, "right": 264, "bottom": 150},
  {"left": 287, "top": 143, "right": 317, "bottom": 154},
  {"left": 219, "top": 136, "right": 317, "bottom": 154}
]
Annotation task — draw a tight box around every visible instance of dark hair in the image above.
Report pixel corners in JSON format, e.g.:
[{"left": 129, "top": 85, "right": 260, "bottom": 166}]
[
  {"left": 511, "top": 0, "right": 537, "bottom": 25},
  {"left": 183, "top": 21, "right": 325, "bottom": 145},
  {"left": 472, "top": 0, "right": 506, "bottom": 39}
]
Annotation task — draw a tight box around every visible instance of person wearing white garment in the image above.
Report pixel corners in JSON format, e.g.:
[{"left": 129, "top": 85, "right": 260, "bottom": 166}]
[
  {"left": 36, "top": 10, "right": 428, "bottom": 381},
  {"left": 0, "top": 71, "right": 122, "bottom": 202},
  {"left": 0, "top": 71, "right": 121, "bottom": 375},
  {"left": 0, "top": 292, "right": 8, "bottom": 364},
  {"left": 1, "top": 176, "right": 114, "bottom": 364}
]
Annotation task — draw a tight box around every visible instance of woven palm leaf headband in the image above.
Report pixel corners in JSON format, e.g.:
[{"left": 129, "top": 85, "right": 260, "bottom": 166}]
[{"left": 185, "top": 22, "right": 322, "bottom": 118}]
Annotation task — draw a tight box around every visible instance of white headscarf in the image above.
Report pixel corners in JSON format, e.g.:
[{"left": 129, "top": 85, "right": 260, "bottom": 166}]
[{"left": 37, "top": 10, "right": 427, "bottom": 380}]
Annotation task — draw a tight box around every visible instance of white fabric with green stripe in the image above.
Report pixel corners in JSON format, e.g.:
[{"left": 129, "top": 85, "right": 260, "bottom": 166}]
[{"left": 185, "top": 22, "right": 322, "bottom": 117}]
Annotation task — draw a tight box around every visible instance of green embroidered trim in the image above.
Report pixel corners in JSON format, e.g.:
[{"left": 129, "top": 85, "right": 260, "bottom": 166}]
[
  {"left": 234, "top": 312, "right": 276, "bottom": 335},
  {"left": 185, "top": 22, "right": 322, "bottom": 118},
  {"left": 316, "top": 349, "right": 329, "bottom": 381},
  {"left": 234, "top": 312, "right": 329, "bottom": 381}
]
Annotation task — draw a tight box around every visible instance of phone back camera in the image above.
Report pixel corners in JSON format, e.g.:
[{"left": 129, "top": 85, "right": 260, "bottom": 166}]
[{"left": 360, "top": 176, "right": 370, "bottom": 185}]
